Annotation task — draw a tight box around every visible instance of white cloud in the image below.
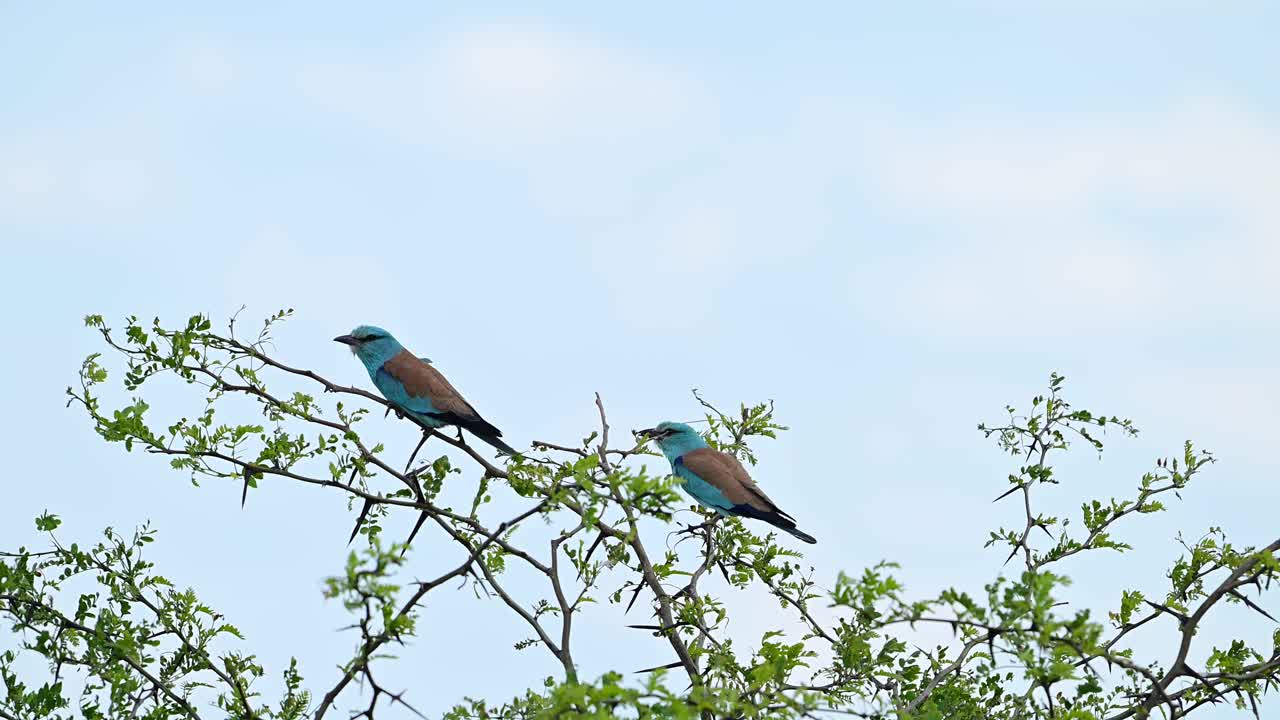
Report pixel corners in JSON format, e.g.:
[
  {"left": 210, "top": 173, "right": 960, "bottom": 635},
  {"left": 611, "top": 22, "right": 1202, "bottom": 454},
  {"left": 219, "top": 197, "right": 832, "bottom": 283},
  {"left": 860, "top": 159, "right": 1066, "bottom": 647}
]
[
  {"left": 0, "top": 134, "right": 162, "bottom": 222},
  {"left": 843, "top": 100, "right": 1280, "bottom": 337},
  {"left": 180, "top": 43, "right": 242, "bottom": 97},
  {"left": 1129, "top": 367, "right": 1280, "bottom": 462},
  {"left": 850, "top": 235, "right": 1168, "bottom": 336},
  {"left": 867, "top": 100, "right": 1280, "bottom": 228},
  {"left": 433, "top": 24, "right": 700, "bottom": 143},
  {"left": 256, "top": 22, "right": 707, "bottom": 157}
]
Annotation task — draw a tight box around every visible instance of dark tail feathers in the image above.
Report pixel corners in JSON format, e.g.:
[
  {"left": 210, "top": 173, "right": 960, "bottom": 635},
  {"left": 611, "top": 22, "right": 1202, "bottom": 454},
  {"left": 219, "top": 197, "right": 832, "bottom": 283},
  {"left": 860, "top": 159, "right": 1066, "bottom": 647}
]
[
  {"left": 460, "top": 417, "right": 519, "bottom": 457},
  {"left": 424, "top": 411, "right": 520, "bottom": 457},
  {"left": 783, "top": 526, "right": 818, "bottom": 545},
  {"left": 732, "top": 504, "right": 818, "bottom": 545},
  {"left": 473, "top": 429, "right": 518, "bottom": 456}
]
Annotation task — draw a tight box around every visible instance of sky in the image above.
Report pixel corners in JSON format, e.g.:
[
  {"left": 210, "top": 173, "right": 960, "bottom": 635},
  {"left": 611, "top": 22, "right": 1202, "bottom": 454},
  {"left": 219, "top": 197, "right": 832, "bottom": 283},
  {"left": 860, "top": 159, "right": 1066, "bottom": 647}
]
[{"left": 2, "top": 3, "right": 1278, "bottom": 718}]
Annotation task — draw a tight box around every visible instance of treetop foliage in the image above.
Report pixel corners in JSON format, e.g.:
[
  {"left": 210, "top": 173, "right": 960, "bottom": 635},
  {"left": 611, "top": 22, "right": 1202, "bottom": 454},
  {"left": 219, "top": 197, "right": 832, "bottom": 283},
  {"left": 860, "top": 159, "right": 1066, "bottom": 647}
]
[{"left": 1, "top": 311, "right": 1276, "bottom": 719}]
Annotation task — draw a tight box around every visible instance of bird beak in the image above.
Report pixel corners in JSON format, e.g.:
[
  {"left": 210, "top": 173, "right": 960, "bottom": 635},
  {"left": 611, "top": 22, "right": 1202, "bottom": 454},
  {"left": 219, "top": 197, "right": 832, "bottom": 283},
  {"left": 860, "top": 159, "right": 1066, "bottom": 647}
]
[
  {"left": 333, "top": 335, "right": 360, "bottom": 346},
  {"left": 636, "top": 428, "right": 659, "bottom": 439}
]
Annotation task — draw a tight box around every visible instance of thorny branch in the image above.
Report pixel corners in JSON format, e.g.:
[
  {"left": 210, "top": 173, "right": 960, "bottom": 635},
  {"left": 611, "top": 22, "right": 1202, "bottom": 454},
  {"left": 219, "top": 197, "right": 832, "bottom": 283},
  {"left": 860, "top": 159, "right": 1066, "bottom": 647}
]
[{"left": 18, "top": 315, "right": 1277, "bottom": 720}]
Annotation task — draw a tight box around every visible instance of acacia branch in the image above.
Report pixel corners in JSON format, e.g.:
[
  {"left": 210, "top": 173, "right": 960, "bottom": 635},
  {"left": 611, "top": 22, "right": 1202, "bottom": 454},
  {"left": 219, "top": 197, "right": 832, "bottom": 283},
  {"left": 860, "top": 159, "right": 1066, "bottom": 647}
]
[
  {"left": 313, "top": 500, "right": 549, "bottom": 720},
  {"left": 0, "top": 594, "right": 206, "bottom": 720}
]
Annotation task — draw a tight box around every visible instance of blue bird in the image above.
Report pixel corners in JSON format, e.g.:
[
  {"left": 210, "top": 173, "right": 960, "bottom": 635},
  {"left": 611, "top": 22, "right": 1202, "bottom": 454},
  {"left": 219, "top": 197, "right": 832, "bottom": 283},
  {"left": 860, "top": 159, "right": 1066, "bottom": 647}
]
[
  {"left": 639, "top": 422, "right": 816, "bottom": 544},
  {"left": 334, "top": 325, "right": 517, "bottom": 456}
]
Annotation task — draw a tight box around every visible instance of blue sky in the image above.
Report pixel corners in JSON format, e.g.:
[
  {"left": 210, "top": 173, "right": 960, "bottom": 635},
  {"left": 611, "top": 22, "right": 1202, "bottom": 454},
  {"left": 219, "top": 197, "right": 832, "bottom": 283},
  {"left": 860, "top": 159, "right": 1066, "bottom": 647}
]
[{"left": 3, "top": 4, "right": 1278, "bottom": 718}]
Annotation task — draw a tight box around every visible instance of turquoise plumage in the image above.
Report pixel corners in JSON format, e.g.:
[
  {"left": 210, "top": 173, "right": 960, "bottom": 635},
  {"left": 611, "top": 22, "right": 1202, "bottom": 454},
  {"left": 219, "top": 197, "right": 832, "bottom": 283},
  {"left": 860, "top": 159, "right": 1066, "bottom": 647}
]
[
  {"left": 640, "top": 421, "right": 816, "bottom": 544},
  {"left": 335, "top": 325, "right": 517, "bottom": 455}
]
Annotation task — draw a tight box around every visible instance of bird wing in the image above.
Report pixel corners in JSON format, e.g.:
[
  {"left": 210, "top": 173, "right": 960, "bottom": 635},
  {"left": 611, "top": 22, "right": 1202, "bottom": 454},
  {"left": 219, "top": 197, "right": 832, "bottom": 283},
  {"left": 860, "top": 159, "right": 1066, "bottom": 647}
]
[
  {"left": 378, "top": 350, "right": 481, "bottom": 420},
  {"left": 672, "top": 454, "right": 733, "bottom": 510},
  {"left": 717, "top": 451, "right": 797, "bottom": 521},
  {"left": 679, "top": 448, "right": 792, "bottom": 519}
]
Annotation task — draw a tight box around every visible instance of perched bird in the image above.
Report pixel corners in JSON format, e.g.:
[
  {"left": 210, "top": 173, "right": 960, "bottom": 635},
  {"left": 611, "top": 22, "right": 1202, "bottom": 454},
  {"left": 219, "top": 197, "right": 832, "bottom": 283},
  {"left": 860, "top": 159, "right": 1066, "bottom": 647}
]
[
  {"left": 334, "top": 325, "right": 517, "bottom": 455},
  {"left": 639, "top": 421, "right": 816, "bottom": 544}
]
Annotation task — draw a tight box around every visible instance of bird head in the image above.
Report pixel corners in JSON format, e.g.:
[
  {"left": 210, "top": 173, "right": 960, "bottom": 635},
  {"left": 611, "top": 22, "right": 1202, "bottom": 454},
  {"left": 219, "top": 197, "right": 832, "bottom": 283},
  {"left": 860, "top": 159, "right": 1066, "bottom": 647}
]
[
  {"left": 333, "top": 325, "right": 404, "bottom": 368},
  {"left": 638, "top": 421, "right": 708, "bottom": 460}
]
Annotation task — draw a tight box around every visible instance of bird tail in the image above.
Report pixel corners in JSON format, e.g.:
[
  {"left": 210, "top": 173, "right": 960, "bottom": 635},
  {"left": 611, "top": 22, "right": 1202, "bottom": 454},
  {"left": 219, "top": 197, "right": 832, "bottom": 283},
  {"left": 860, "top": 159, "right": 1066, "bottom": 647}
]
[
  {"left": 733, "top": 504, "right": 818, "bottom": 544},
  {"left": 474, "top": 430, "right": 519, "bottom": 456},
  {"left": 784, "top": 526, "right": 818, "bottom": 545},
  {"left": 459, "top": 417, "right": 519, "bottom": 456},
  {"left": 427, "top": 411, "right": 519, "bottom": 457}
]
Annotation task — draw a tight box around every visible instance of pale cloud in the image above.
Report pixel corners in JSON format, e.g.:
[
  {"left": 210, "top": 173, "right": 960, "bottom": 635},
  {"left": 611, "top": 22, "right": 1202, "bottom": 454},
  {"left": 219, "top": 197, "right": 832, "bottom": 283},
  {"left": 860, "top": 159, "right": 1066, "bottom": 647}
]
[
  {"left": 0, "top": 134, "right": 162, "bottom": 222},
  {"left": 179, "top": 43, "right": 243, "bottom": 98},
  {"left": 866, "top": 100, "right": 1280, "bottom": 230},
  {"left": 178, "top": 22, "right": 716, "bottom": 233},
  {"left": 243, "top": 22, "right": 709, "bottom": 156},
  {"left": 1127, "top": 367, "right": 1280, "bottom": 466},
  {"left": 433, "top": 24, "right": 701, "bottom": 143},
  {"left": 849, "top": 233, "right": 1171, "bottom": 336},
  {"left": 588, "top": 203, "right": 735, "bottom": 331},
  {"left": 844, "top": 100, "right": 1280, "bottom": 337},
  {"left": 22, "top": 26, "right": 1278, "bottom": 345}
]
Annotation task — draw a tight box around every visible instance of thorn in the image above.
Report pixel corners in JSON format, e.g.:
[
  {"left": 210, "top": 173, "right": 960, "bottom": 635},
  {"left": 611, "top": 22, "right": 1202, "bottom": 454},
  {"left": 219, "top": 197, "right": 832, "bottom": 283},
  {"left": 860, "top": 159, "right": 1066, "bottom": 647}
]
[
  {"left": 1141, "top": 599, "right": 1189, "bottom": 623},
  {"left": 400, "top": 511, "right": 430, "bottom": 557},
  {"left": 468, "top": 566, "right": 492, "bottom": 598},
  {"left": 674, "top": 520, "right": 714, "bottom": 537},
  {"left": 633, "top": 661, "right": 683, "bottom": 675},
  {"left": 1004, "top": 545, "right": 1020, "bottom": 566},
  {"left": 624, "top": 582, "right": 646, "bottom": 615},
  {"left": 386, "top": 689, "right": 428, "bottom": 720},
  {"left": 241, "top": 465, "right": 255, "bottom": 509},
  {"left": 992, "top": 485, "right": 1021, "bottom": 503},
  {"left": 348, "top": 499, "right": 373, "bottom": 545},
  {"left": 404, "top": 433, "right": 430, "bottom": 474},
  {"left": 1229, "top": 589, "right": 1277, "bottom": 623},
  {"left": 578, "top": 532, "right": 607, "bottom": 581}
]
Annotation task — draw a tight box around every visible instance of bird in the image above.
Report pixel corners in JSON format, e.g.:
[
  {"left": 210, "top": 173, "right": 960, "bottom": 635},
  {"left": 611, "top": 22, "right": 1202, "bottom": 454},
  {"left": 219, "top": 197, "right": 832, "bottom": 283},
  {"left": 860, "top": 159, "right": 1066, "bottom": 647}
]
[
  {"left": 334, "top": 325, "right": 518, "bottom": 456},
  {"left": 638, "top": 421, "right": 816, "bottom": 544}
]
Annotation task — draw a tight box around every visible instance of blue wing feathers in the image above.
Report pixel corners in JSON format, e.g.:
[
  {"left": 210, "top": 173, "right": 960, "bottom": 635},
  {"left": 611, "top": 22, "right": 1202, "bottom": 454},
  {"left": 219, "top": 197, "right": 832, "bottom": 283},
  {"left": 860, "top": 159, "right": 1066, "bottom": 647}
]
[
  {"left": 673, "top": 455, "right": 817, "bottom": 543},
  {"left": 673, "top": 457, "right": 734, "bottom": 510},
  {"left": 373, "top": 367, "right": 443, "bottom": 423}
]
